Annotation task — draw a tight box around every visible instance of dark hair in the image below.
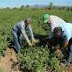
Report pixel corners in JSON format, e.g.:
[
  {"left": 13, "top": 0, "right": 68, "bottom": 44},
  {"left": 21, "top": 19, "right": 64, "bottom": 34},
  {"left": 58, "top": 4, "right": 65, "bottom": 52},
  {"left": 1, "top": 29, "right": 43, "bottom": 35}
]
[{"left": 53, "top": 27, "right": 62, "bottom": 36}]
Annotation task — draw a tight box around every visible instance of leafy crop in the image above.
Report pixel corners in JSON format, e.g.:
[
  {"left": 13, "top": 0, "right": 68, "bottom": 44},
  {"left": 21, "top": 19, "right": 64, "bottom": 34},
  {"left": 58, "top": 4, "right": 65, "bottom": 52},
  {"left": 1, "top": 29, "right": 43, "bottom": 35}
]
[
  {"left": 0, "top": 8, "right": 72, "bottom": 72},
  {"left": 18, "top": 46, "right": 64, "bottom": 72},
  {"left": 18, "top": 46, "right": 49, "bottom": 72}
]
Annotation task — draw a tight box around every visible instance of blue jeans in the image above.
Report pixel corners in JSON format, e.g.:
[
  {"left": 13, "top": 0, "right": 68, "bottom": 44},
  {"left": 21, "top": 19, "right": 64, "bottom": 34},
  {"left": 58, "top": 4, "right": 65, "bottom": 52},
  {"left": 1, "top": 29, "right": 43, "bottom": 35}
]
[{"left": 11, "top": 29, "right": 21, "bottom": 53}]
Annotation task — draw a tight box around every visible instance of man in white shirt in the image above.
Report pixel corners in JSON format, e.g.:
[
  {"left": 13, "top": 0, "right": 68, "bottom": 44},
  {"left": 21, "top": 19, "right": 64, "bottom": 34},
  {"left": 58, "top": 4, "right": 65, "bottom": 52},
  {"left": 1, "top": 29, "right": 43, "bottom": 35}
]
[
  {"left": 11, "top": 18, "right": 38, "bottom": 53},
  {"left": 43, "top": 14, "right": 66, "bottom": 31}
]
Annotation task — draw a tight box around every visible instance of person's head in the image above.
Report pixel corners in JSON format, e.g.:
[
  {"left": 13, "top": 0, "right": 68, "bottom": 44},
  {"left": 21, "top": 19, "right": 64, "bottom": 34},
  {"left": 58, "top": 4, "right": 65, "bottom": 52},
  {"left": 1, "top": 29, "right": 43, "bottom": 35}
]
[
  {"left": 25, "top": 17, "right": 31, "bottom": 25},
  {"left": 53, "top": 27, "right": 62, "bottom": 38},
  {"left": 43, "top": 14, "right": 50, "bottom": 24}
]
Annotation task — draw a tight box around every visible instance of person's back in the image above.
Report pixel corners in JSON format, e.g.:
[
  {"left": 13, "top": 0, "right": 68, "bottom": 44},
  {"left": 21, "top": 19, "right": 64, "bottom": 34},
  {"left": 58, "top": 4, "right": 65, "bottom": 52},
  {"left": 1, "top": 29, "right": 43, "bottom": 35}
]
[
  {"left": 50, "top": 15, "right": 66, "bottom": 31},
  {"left": 59, "top": 23, "right": 72, "bottom": 41},
  {"left": 12, "top": 20, "right": 25, "bottom": 33}
]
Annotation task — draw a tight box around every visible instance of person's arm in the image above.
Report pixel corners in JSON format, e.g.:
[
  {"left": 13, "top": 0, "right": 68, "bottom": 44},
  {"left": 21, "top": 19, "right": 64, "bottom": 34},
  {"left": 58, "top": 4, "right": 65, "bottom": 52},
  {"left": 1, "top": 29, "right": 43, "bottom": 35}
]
[
  {"left": 28, "top": 24, "right": 34, "bottom": 40},
  {"left": 63, "top": 33, "right": 69, "bottom": 48},
  {"left": 21, "top": 23, "right": 32, "bottom": 46},
  {"left": 63, "top": 41, "right": 69, "bottom": 48},
  {"left": 28, "top": 24, "right": 39, "bottom": 43}
]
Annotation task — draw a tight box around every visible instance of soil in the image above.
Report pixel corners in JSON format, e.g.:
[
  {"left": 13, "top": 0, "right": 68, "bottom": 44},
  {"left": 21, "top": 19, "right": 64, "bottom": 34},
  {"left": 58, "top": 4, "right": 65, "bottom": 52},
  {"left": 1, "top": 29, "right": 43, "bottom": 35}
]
[
  {"left": 64, "top": 65, "right": 72, "bottom": 72},
  {"left": 0, "top": 48, "right": 21, "bottom": 72}
]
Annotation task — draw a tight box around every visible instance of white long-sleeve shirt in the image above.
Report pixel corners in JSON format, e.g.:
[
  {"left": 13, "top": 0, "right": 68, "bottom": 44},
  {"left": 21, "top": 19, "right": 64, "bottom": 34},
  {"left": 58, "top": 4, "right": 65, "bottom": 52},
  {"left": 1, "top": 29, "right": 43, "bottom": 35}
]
[
  {"left": 12, "top": 20, "right": 34, "bottom": 43},
  {"left": 50, "top": 15, "right": 66, "bottom": 31}
]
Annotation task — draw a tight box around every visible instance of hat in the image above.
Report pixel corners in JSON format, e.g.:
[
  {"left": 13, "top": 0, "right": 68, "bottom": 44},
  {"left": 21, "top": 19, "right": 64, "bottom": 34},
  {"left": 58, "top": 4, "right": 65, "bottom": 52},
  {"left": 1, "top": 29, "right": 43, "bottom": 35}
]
[{"left": 43, "top": 14, "right": 50, "bottom": 24}]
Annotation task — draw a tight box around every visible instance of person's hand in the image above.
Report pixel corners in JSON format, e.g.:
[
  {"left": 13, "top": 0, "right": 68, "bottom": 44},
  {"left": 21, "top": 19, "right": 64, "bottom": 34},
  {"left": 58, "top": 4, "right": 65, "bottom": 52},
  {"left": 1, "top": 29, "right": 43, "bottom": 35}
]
[
  {"left": 54, "top": 49, "right": 63, "bottom": 59},
  {"left": 32, "top": 39, "right": 39, "bottom": 44},
  {"left": 28, "top": 42, "right": 33, "bottom": 47}
]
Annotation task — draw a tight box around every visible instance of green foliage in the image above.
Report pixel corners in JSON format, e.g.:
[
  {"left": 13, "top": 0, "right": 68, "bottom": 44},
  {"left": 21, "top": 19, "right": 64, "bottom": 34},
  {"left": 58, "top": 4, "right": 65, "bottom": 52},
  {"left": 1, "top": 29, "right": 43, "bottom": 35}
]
[
  {"left": 0, "top": 68, "right": 3, "bottom": 72},
  {"left": 0, "top": 8, "right": 72, "bottom": 72},
  {"left": 18, "top": 46, "right": 49, "bottom": 72},
  {"left": 18, "top": 46, "right": 64, "bottom": 72},
  {"left": 50, "top": 57, "right": 64, "bottom": 72}
]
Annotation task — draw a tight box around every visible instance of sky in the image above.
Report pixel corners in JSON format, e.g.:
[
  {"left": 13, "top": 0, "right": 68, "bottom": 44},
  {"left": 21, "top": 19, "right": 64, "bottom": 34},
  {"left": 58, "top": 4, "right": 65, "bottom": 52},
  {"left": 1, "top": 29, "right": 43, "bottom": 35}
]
[{"left": 0, "top": 0, "right": 72, "bottom": 8}]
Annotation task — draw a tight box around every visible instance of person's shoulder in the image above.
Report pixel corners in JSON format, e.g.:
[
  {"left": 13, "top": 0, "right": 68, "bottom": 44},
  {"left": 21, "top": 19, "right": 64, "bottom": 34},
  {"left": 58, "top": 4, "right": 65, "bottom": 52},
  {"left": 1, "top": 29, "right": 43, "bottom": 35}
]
[
  {"left": 63, "top": 23, "right": 72, "bottom": 27},
  {"left": 50, "top": 15, "right": 58, "bottom": 17},
  {"left": 50, "top": 15, "right": 60, "bottom": 19},
  {"left": 19, "top": 20, "right": 24, "bottom": 23},
  {"left": 19, "top": 20, "right": 24, "bottom": 25},
  {"left": 16, "top": 20, "right": 24, "bottom": 28}
]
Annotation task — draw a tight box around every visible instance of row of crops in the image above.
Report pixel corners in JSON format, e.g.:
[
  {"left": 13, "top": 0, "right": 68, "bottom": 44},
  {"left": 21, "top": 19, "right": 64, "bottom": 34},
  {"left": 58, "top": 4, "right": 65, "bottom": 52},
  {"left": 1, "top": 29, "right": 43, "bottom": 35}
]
[{"left": 0, "top": 8, "right": 72, "bottom": 72}]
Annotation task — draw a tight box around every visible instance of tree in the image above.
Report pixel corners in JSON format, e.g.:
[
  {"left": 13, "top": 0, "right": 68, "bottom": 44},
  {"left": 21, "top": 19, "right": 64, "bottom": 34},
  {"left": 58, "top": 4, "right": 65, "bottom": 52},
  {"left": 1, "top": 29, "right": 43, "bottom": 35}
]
[
  {"left": 25, "top": 5, "right": 30, "bottom": 10},
  {"left": 48, "top": 2, "right": 53, "bottom": 10},
  {"left": 6, "top": 7, "right": 10, "bottom": 9},
  {"left": 21, "top": 5, "right": 24, "bottom": 9},
  {"left": 26, "top": 5, "right": 29, "bottom": 8}
]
